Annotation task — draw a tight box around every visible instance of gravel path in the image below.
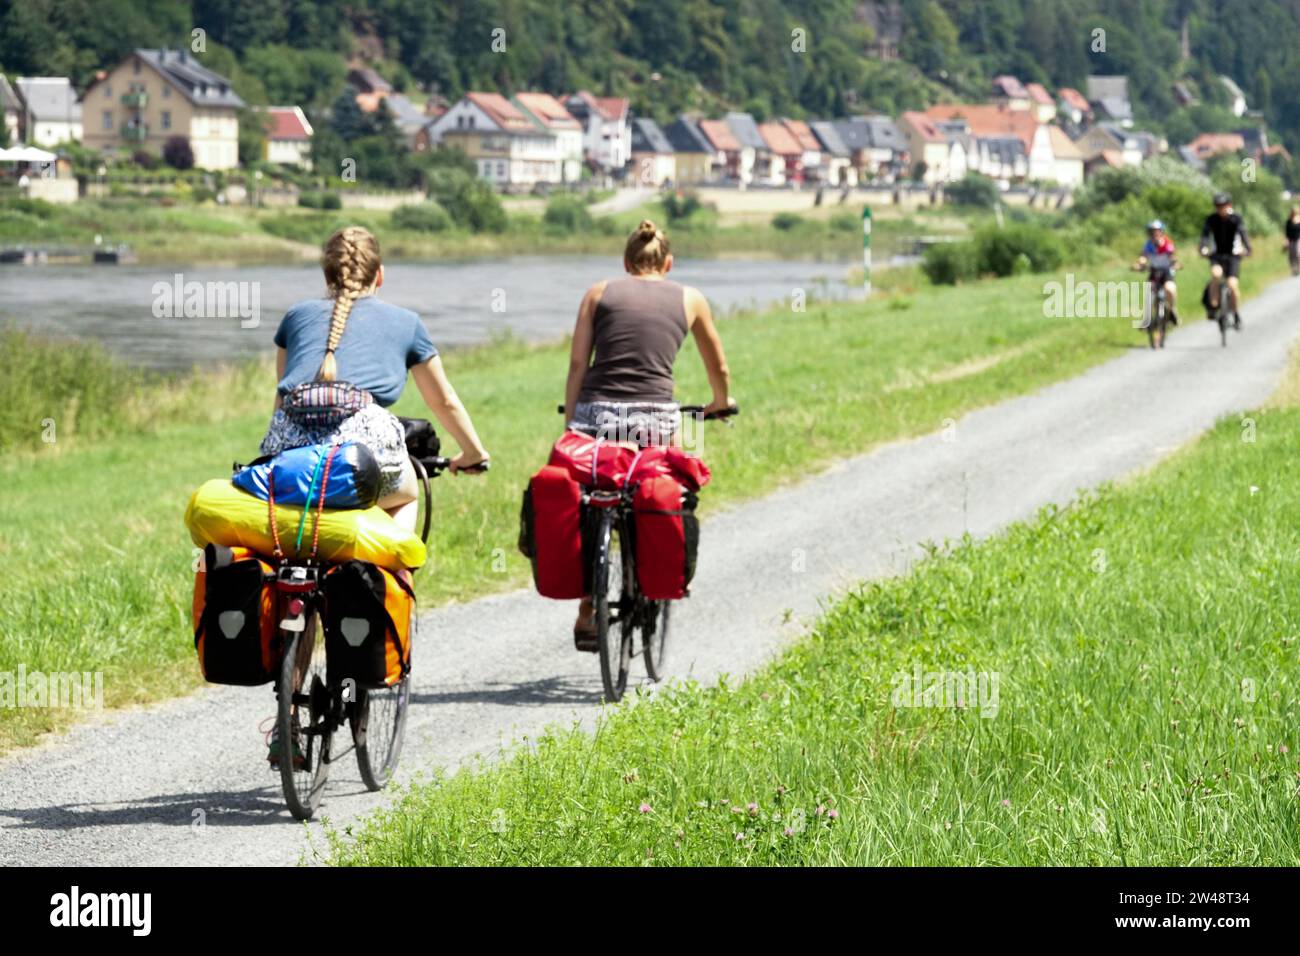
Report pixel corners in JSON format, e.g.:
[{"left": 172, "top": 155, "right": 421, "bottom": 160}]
[{"left": 3, "top": 276, "right": 1297, "bottom": 866}]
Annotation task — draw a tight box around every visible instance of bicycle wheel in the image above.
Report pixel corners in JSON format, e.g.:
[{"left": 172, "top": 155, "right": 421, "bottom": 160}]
[
  {"left": 1219, "top": 309, "right": 1229, "bottom": 347},
  {"left": 352, "top": 673, "right": 411, "bottom": 791},
  {"left": 641, "top": 600, "right": 673, "bottom": 682},
  {"left": 594, "top": 511, "right": 633, "bottom": 702},
  {"left": 278, "top": 613, "right": 333, "bottom": 821}
]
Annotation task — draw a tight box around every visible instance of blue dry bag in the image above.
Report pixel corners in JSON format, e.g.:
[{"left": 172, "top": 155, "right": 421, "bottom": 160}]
[{"left": 233, "top": 441, "right": 383, "bottom": 510}]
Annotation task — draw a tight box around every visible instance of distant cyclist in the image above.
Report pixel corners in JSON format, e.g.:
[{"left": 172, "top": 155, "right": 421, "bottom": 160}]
[
  {"left": 1284, "top": 206, "right": 1300, "bottom": 277},
  {"left": 1198, "top": 192, "right": 1251, "bottom": 330},
  {"left": 1133, "top": 219, "right": 1179, "bottom": 328}
]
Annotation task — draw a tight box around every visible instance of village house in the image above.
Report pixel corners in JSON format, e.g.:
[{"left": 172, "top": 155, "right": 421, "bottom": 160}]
[
  {"left": 81, "top": 49, "right": 242, "bottom": 169},
  {"left": 922, "top": 103, "right": 1081, "bottom": 186},
  {"left": 662, "top": 116, "right": 714, "bottom": 185},
  {"left": 831, "top": 116, "right": 906, "bottom": 183},
  {"left": 758, "top": 120, "right": 804, "bottom": 184},
  {"left": 1025, "top": 83, "right": 1057, "bottom": 124},
  {"left": 515, "top": 91, "right": 585, "bottom": 183},
  {"left": 726, "top": 112, "right": 780, "bottom": 185},
  {"left": 1074, "top": 123, "right": 1158, "bottom": 168},
  {"left": 780, "top": 118, "right": 823, "bottom": 183},
  {"left": 1057, "top": 87, "right": 1092, "bottom": 127},
  {"left": 698, "top": 117, "right": 751, "bottom": 185},
  {"left": 991, "top": 75, "right": 1031, "bottom": 112},
  {"left": 809, "top": 120, "right": 857, "bottom": 187},
  {"left": 1086, "top": 75, "right": 1133, "bottom": 127},
  {"left": 426, "top": 92, "right": 561, "bottom": 188},
  {"left": 564, "top": 91, "right": 631, "bottom": 175},
  {"left": 1220, "top": 76, "right": 1248, "bottom": 117},
  {"left": 629, "top": 117, "right": 675, "bottom": 187},
  {"left": 14, "top": 77, "right": 82, "bottom": 147},
  {"left": 258, "top": 105, "right": 313, "bottom": 169}
]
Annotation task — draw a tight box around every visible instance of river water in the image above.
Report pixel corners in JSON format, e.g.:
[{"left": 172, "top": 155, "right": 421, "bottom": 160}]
[{"left": 1, "top": 256, "right": 862, "bottom": 372}]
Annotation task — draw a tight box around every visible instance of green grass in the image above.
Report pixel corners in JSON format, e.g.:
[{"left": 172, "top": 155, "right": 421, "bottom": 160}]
[
  {"left": 324, "top": 353, "right": 1300, "bottom": 867},
  {"left": 0, "top": 243, "right": 1291, "bottom": 751}
]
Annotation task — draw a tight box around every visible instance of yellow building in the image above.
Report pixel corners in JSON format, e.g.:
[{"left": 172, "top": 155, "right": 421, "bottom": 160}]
[{"left": 82, "top": 49, "right": 243, "bottom": 170}]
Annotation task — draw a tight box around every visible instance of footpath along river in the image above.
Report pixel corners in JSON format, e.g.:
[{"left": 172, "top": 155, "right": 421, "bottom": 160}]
[{"left": 2, "top": 255, "right": 863, "bottom": 370}]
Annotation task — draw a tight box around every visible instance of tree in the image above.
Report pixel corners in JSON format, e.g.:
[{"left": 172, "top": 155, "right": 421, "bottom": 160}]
[{"left": 163, "top": 136, "right": 195, "bottom": 170}]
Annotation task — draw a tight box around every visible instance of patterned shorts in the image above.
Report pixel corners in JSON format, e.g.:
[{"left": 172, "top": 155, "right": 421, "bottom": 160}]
[
  {"left": 569, "top": 400, "right": 681, "bottom": 447},
  {"left": 260, "top": 403, "right": 412, "bottom": 500}
]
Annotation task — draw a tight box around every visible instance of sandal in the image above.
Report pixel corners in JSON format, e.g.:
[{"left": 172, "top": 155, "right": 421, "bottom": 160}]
[{"left": 573, "top": 621, "right": 599, "bottom": 653}]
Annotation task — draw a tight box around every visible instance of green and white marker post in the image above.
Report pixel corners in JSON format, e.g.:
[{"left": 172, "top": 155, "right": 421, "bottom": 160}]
[{"left": 862, "top": 205, "right": 872, "bottom": 297}]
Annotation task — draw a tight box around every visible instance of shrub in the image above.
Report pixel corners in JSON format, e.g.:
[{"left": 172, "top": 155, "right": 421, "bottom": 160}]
[
  {"left": 427, "top": 169, "right": 506, "bottom": 233},
  {"left": 543, "top": 195, "right": 593, "bottom": 233},
  {"left": 319, "top": 192, "right": 342, "bottom": 210},
  {"left": 1144, "top": 183, "right": 1205, "bottom": 240},
  {"left": 162, "top": 136, "right": 194, "bottom": 170},
  {"left": 131, "top": 149, "right": 160, "bottom": 170},
  {"left": 829, "top": 210, "right": 860, "bottom": 232},
  {"left": 973, "top": 222, "right": 1064, "bottom": 276},
  {"left": 945, "top": 172, "right": 1000, "bottom": 209},
  {"left": 771, "top": 212, "right": 804, "bottom": 231},
  {"left": 662, "top": 191, "right": 702, "bottom": 222},
  {"left": 392, "top": 201, "right": 452, "bottom": 233},
  {"left": 921, "top": 240, "right": 980, "bottom": 284}
]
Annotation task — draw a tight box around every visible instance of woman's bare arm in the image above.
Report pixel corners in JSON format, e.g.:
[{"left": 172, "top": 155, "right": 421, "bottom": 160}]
[
  {"left": 685, "top": 287, "right": 733, "bottom": 414},
  {"left": 410, "top": 356, "right": 490, "bottom": 471},
  {"left": 564, "top": 280, "right": 606, "bottom": 422},
  {"left": 274, "top": 347, "right": 287, "bottom": 411}
]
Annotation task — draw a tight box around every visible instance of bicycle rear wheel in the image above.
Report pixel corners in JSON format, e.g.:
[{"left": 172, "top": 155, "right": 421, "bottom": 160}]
[
  {"left": 641, "top": 600, "right": 673, "bottom": 682},
  {"left": 1219, "top": 310, "right": 1229, "bottom": 347},
  {"left": 352, "top": 674, "right": 411, "bottom": 791},
  {"left": 278, "top": 614, "right": 333, "bottom": 821},
  {"left": 594, "top": 512, "right": 633, "bottom": 702}
]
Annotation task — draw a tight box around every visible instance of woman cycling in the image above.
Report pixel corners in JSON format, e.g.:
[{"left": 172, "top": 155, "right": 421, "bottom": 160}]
[
  {"left": 563, "top": 219, "right": 734, "bottom": 648},
  {"left": 262, "top": 226, "right": 491, "bottom": 532}
]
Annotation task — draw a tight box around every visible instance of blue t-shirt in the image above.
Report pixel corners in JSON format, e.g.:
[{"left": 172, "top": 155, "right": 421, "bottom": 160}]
[{"left": 273, "top": 296, "right": 437, "bottom": 407}]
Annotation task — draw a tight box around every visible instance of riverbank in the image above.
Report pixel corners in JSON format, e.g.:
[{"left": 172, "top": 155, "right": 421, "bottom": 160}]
[
  {"left": 0, "top": 193, "right": 963, "bottom": 267},
  {"left": 0, "top": 244, "right": 1291, "bottom": 752}
]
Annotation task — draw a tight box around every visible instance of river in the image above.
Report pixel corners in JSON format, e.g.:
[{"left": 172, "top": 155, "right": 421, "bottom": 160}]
[{"left": 1, "top": 256, "right": 863, "bottom": 372}]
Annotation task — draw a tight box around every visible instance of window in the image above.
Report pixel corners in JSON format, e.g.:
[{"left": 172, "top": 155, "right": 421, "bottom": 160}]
[
  {"left": 161, "top": 111, "right": 171, "bottom": 130},
  {"left": 162, "top": 85, "right": 171, "bottom": 98},
  {"left": 104, "top": 83, "right": 112, "bottom": 98},
  {"left": 133, "top": 59, "right": 140, "bottom": 74},
  {"left": 497, "top": 160, "right": 505, "bottom": 177},
  {"left": 102, "top": 110, "right": 112, "bottom": 130}
]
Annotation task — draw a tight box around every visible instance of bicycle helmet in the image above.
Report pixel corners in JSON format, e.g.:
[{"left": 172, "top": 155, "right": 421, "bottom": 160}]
[
  {"left": 1213, "top": 192, "right": 1232, "bottom": 206},
  {"left": 1147, "top": 219, "right": 1165, "bottom": 232}
]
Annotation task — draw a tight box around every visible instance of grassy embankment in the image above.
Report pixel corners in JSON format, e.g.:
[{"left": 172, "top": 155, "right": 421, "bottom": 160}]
[
  {"left": 0, "top": 243, "right": 1292, "bottom": 753},
  {"left": 0, "top": 193, "right": 949, "bottom": 265},
  {"left": 325, "top": 287, "right": 1300, "bottom": 868}
]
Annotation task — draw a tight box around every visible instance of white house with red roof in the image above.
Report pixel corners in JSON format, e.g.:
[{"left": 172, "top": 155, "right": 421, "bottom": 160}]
[
  {"left": 424, "top": 91, "right": 563, "bottom": 187},
  {"left": 258, "top": 105, "right": 313, "bottom": 168},
  {"left": 565, "top": 91, "right": 631, "bottom": 174},
  {"left": 514, "top": 91, "right": 584, "bottom": 183},
  {"left": 991, "top": 75, "right": 1031, "bottom": 111},
  {"left": 1024, "top": 83, "right": 1057, "bottom": 124}
]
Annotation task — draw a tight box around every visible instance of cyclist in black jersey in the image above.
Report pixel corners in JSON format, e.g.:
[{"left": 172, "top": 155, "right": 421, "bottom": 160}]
[{"left": 1198, "top": 192, "right": 1252, "bottom": 330}]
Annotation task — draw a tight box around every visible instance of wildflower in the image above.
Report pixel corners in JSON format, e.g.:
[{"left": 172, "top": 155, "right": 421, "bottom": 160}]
[
  {"left": 1281, "top": 744, "right": 1291, "bottom": 755},
  {"left": 747, "top": 802, "right": 759, "bottom": 817},
  {"left": 1001, "top": 799, "right": 1011, "bottom": 808},
  {"left": 735, "top": 832, "right": 745, "bottom": 841},
  {"left": 815, "top": 805, "right": 826, "bottom": 816},
  {"left": 639, "top": 803, "right": 651, "bottom": 814},
  {"left": 783, "top": 827, "right": 794, "bottom": 837},
  {"left": 828, "top": 809, "right": 839, "bottom": 820}
]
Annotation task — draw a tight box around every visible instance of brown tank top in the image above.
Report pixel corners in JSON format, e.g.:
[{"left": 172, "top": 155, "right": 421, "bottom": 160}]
[{"left": 577, "top": 277, "right": 689, "bottom": 403}]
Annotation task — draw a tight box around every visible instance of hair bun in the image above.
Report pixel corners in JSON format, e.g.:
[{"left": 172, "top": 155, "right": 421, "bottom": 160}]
[{"left": 638, "top": 219, "right": 657, "bottom": 238}]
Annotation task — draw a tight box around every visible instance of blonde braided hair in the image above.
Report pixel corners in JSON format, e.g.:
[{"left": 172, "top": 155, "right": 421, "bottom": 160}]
[
  {"left": 624, "top": 219, "right": 670, "bottom": 275},
  {"left": 317, "top": 226, "right": 382, "bottom": 382}
]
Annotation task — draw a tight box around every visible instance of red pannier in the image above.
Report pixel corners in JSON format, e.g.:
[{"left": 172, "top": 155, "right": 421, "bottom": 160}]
[
  {"left": 548, "top": 429, "right": 712, "bottom": 491},
  {"left": 518, "top": 464, "right": 588, "bottom": 599},
  {"left": 632, "top": 476, "right": 700, "bottom": 600}
]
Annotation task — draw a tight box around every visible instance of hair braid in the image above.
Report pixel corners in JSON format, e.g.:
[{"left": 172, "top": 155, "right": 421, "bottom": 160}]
[{"left": 316, "top": 226, "right": 381, "bottom": 382}]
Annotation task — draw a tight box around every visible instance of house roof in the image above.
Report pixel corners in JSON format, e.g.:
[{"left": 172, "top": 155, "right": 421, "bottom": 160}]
[
  {"left": 758, "top": 120, "right": 801, "bottom": 155},
  {"left": 863, "top": 115, "right": 907, "bottom": 151},
  {"left": 384, "top": 94, "right": 428, "bottom": 133},
  {"left": 14, "top": 77, "right": 81, "bottom": 122},
  {"left": 724, "top": 112, "right": 766, "bottom": 150},
  {"left": 1025, "top": 82, "right": 1054, "bottom": 106},
  {"left": 781, "top": 118, "right": 821, "bottom": 152},
  {"left": 465, "top": 91, "right": 536, "bottom": 133},
  {"left": 1087, "top": 149, "right": 1125, "bottom": 169},
  {"left": 1046, "top": 124, "right": 1083, "bottom": 160},
  {"left": 992, "top": 75, "right": 1029, "bottom": 100},
  {"left": 1086, "top": 75, "right": 1131, "bottom": 120},
  {"left": 569, "top": 90, "right": 628, "bottom": 123},
  {"left": 1220, "top": 75, "right": 1246, "bottom": 101},
  {"left": 922, "top": 103, "right": 1038, "bottom": 152},
  {"left": 979, "top": 136, "right": 1026, "bottom": 164},
  {"left": 1058, "top": 87, "right": 1091, "bottom": 112},
  {"left": 900, "top": 111, "right": 944, "bottom": 143},
  {"left": 663, "top": 116, "right": 713, "bottom": 153},
  {"left": 260, "top": 106, "right": 312, "bottom": 141},
  {"left": 809, "top": 120, "right": 849, "bottom": 156},
  {"left": 631, "top": 117, "right": 673, "bottom": 154},
  {"left": 130, "top": 49, "right": 243, "bottom": 109},
  {"left": 699, "top": 118, "right": 741, "bottom": 151},
  {"left": 347, "top": 67, "right": 391, "bottom": 94},
  {"left": 514, "top": 91, "right": 582, "bottom": 131},
  {"left": 1186, "top": 131, "right": 1246, "bottom": 159}
]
